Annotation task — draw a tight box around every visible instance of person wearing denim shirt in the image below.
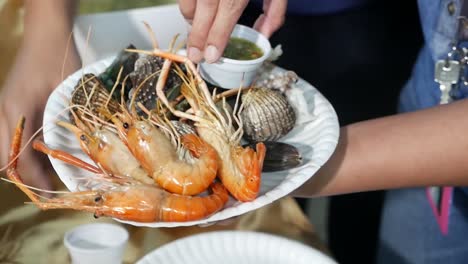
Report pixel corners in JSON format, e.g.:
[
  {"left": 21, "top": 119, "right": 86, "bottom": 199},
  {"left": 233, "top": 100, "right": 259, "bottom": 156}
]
[
  {"left": 378, "top": 0, "right": 468, "bottom": 263},
  {"left": 247, "top": 1, "right": 468, "bottom": 262},
  {"left": 241, "top": 0, "right": 468, "bottom": 262},
  {"left": 242, "top": 1, "right": 422, "bottom": 263}
]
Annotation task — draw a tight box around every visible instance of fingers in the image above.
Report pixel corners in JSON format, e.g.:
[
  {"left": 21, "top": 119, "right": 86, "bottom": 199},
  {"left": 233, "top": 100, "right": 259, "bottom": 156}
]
[
  {"left": 253, "top": 0, "right": 287, "bottom": 38},
  {"left": 183, "top": 0, "right": 249, "bottom": 63},
  {"left": 187, "top": 0, "right": 219, "bottom": 62},
  {"left": 178, "top": 0, "right": 196, "bottom": 22},
  {"left": 203, "top": 0, "right": 249, "bottom": 63}
]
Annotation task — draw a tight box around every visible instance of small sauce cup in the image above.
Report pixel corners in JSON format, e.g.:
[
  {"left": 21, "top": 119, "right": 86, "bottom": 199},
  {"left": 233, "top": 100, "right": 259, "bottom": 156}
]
[
  {"left": 199, "top": 24, "right": 272, "bottom": 89},
  {"left": 64, "top": 223, "right": 129, "bottom": 264}
]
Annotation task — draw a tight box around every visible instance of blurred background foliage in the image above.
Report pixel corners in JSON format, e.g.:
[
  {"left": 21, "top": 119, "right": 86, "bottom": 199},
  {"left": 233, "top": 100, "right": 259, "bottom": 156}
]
[{"left": 79, "top": 0, "right": 176, "bottom": 14}]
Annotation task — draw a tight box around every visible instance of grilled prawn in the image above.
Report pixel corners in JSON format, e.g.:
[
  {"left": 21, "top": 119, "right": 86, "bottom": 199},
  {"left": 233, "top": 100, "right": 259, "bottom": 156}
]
[
  {"left": 113, "top": 116, "right": 220, "bottom": 196},
  {"left": 69, "top": 74, "right": 219, "bottom": 196},
  {"left": 6, "top": 117, "right": 229, "bottom": 223},
  {"left": 126, "top": 48, "right": 266, "bottom": 202}
]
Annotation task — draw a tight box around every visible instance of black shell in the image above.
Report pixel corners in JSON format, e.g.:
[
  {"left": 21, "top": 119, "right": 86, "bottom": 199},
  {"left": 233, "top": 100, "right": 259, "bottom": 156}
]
[
  {"left": 98, "top": 44, "right": 138, "bottom": 99},
  {"left": 128, "top": 56, "right": 183, "bottom": 116},
  {"left": 244, "top": 141, "right": 302, "bottom": 172}
]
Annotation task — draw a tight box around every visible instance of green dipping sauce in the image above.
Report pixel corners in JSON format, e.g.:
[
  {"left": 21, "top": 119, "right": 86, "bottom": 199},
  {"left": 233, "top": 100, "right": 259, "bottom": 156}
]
[{"left": 222, "top": 37, "right": 264, "bottom": 60}]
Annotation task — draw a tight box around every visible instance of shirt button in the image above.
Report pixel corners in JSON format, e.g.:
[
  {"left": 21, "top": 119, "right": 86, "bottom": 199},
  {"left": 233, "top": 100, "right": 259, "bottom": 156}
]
[{"left": 448, "top": 1, "right": 456, "bottom": 16}]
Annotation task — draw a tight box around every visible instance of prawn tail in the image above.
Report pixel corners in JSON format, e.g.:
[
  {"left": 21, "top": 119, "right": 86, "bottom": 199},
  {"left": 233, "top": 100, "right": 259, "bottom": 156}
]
[{"left": 161, "top": 182, "right": 229, "bottom": 222}]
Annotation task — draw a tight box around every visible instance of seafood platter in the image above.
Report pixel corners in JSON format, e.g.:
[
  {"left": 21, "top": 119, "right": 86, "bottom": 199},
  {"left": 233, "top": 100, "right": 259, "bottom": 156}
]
[{"left": 6, "top": 36, "right": 339, "bottom": 227}]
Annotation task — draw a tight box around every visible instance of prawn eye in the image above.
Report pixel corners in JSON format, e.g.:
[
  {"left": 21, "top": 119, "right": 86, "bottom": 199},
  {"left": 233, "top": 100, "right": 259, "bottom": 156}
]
[
  {"left": 94, "top": 196, "right": 102, "bottom": 202},
  {"left": 123, "top": 122, "right": 129, "bottom": 129},
  {"left": 80, "top": 134, "right": 86, "bottom": 141},
  {"left": 93, "top": 212, "right": 99, "bottom": 219}
]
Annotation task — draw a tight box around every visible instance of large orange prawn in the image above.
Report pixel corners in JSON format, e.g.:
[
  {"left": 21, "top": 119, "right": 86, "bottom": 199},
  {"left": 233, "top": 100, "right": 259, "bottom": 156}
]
[
  {"left": 126, "top": 48, "right": 266, "bottom": 202},
  {"left": 70, "top": 73, "right": 220, "bottom": 196},
  {"left": 110, "top": 109, "right": 220, "bottom": 196},
  {"left": 6, "top": 117, "right": 229, "bottom": 223},
  {"left": 55, "top": 118, "right": 154, "bottom": 185}
]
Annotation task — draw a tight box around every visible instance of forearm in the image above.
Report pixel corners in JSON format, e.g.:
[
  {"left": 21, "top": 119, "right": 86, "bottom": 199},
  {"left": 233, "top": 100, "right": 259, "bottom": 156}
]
[
  {"left": 18, "top": 0, "right": 80, "bottom": 92},
  {"left": 22, "top": 1, "right": 78, "bottom": 47},
  {"left": 294, "top": 99, "right": 468, "bottom": 197}
]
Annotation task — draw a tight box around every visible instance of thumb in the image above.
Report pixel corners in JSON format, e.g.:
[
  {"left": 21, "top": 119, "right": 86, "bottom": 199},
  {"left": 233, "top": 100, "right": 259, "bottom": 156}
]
[
  {"left": 253, "top": 14, "right": 269, "bottom": 37},
  {"left": 253, "top": 0, "right": 287, "bottom": 38}
]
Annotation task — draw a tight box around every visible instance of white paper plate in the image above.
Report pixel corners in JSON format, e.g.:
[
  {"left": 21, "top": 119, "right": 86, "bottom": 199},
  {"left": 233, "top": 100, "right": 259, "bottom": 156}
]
[
  {"left": 136, "top": 231, "right": 338, "bottom": 264},
  {"left": 43, "top": 56, "right": 339, "bottom": 227}
]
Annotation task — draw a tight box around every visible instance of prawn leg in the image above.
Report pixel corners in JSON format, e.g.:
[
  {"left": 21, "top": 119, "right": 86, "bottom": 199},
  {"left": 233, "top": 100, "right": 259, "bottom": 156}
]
[
  {"left": 6, "top": 116, "right": 40, "bottom": 203},
  {"left": 32, "top": 140, "right": 101, "bottom": 174}
]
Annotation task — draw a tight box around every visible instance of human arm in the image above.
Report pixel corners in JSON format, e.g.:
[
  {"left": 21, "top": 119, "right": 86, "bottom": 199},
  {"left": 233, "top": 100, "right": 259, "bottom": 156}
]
[
  {"left": 178, "top": 0, "right": 287, "bottom": 63},
  {"left": 0, "top": 0, "right": 80, "bottom": 190},
  {"left": 294, "top": 99, "right": 468, "bottom": 197}
]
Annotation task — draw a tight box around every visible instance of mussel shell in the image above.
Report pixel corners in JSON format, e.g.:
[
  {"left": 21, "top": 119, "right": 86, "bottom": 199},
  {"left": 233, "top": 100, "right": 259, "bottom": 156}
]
[
  {"left": 128, "top": 56, "right": 163, "bottom": 114},
  {"left": 70, "top": 73, "right": 122, "bottom": 123},
  {"left": 241, "top": 87, "right": 296, "bottom": 142},
  {"left": 98, "top": 44, "right": 138, "bottom": 99},
  {"left": 128, "top": 55, "right": 183, "bottom": 116},
  {"left": 244, "top": 141, "right": 302, "bottom": 172}
]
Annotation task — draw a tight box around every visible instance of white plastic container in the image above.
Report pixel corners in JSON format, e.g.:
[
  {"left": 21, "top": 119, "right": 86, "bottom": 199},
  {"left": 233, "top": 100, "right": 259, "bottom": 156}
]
[
  {"left": 200, "top": 24, "right": 272, "bottom": 89},
  {"left": 64, "top": 223, "right": 129, "bottom": 264}
]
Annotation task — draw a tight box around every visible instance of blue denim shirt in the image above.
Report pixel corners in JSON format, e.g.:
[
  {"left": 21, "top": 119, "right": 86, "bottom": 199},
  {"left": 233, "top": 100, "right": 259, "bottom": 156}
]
[
  {"left": 400, "top": 0, "right": 468, "bottom": 192},
  {"left": 399, "top": 0, "right": 462, "bottom": 112},
  {"left": 378, "top": 2, "right": 468, "bottom": 263}
]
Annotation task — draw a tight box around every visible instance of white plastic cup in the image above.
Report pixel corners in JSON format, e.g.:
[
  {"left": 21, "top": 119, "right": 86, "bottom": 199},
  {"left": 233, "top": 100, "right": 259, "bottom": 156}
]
[
  {"left": 199, "top": 24, "right": 272, "bottom": 89},
  {"left": 64, "top": 223, "right": 129, "bottom": 264}
]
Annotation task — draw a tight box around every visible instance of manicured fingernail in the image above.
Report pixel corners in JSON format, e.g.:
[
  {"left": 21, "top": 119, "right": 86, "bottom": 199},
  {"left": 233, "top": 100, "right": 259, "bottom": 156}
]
[
  {"left": 204, "top": 45, "right": 220, "bottom": 63},
  {"left": 188, "top": 47, "right": 202, "bottom": 63}
]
